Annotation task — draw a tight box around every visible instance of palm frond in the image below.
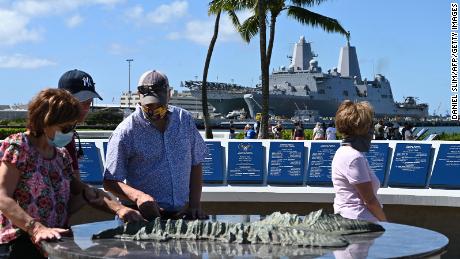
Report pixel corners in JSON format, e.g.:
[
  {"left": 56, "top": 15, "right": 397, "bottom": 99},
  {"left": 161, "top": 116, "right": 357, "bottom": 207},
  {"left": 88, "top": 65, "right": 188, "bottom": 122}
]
[
  {"left": 291, "top": 0, "right": 328, "bottom": 7},
  {"left": 267, "top": 0, "right": 284, "bottom": 16},
  {"left": 287, "top": 5, "right": 347, "bottom": 36},
  {"left": 208, "top": 0, "right": 224, "bottom": 14},
  {"left": 238, "top": 14, "right": 260, "bottom": 42},
  {"left": 227, "top": 10, "right": 241, "bottom": 28},
  {"left": 220, "top": 0, "right": 254, "bottom": 12},
  {"left": 209, "top": 0, "right": 252, "bottom": 14}
]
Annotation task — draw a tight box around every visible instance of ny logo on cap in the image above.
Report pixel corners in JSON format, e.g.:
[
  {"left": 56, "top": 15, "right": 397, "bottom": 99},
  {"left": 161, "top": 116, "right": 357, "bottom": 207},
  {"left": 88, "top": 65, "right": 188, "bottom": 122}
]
[{"left": 82, "top": 77, "right": 93, "bottom": 88}]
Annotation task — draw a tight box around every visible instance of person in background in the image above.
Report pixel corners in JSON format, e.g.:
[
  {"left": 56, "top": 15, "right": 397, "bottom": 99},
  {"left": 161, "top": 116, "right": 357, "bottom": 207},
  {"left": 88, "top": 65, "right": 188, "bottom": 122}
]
[
  {"left": 312, "top": 122, "right": 325, "bottom": 140},
  {"left": 58, "top": 69, "right": 103, "bottom": 180},
  {"left": 254, "top": 120, "right": 260, "bottom": 138},
  {"left": 383, "top": 121, "right": 392, "bottom": 140},
  {"left": 403, "top": 123, "right": 415, "bottom": 140},
  {"left": 386, "top": 121, "right": 401, "bottom": 140},
  {"left": 326, "top": 122, "right": 337, "bottom": 140},
  {"left": 103, "top": 70, "right": 208, "bottom": 221},
  {"left": 272, "top": 121, "right": 283, "bottom": 139},
  {"left": 0, "top": 89, "right": 142, "bottom": 258},
  {"left": 292, "top": 121, "right": 305, "bottom": 140},
  {"left": 229, "top": 120, "right": 236, "bottom": 139},
  {"left": 374, "top": 120, "right": 385, "bottom": 140},
  {"left": 321, "top": 122, "right": 327, "bottom": 136},
  {"left": 245, "top": 124, "right": 257, "bottom": 139},
  {"left": 243, "top": 124, "right": 250, "bottom": 136},
  {"left": 392, "top": 121, "right": 402, "bottom": 140},
  {"left": 331, "top": 100, "right": 387, "bottom": 222}
]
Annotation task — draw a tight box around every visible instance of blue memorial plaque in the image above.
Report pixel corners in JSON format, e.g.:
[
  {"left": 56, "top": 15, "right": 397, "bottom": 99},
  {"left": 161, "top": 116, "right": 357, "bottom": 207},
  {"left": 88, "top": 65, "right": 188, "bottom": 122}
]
[
  {"left": 363, "top": 143, "right": 390, "bottom": 186},
  {"left": 227, "top": 142, "right": 264, "bottom": 184},
  {"left": 306, "top": 142, "right": 340, "bottom": 186},
  {"left": 267, "top": 142, "right": 305, "bottom": 185},
  {"left": 430, "top": 144, "right": 460, "bottom": 188},
  {"left": 79, "top": 142, "right": 104, "bottom": 184},
  {"left": 202, "top": 142, "right": 224, "bottom": 184},
  {"left": 388, "top": 143, "right": 432, "bottom": 187}
]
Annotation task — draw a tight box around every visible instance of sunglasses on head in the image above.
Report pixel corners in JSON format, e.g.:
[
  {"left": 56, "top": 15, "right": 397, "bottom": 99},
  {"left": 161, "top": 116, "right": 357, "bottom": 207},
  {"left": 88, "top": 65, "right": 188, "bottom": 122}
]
[
  {"left": 138, "top": 84, "right": 168, "bottom": 95},
  {"left": 61, "top": 123, "right": 77, "bottom": 134}
]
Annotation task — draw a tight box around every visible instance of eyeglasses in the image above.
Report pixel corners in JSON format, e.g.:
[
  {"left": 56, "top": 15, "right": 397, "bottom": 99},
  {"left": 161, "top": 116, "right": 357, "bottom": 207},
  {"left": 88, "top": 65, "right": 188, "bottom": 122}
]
[{"left": 61, "top": 123, "right": 77, "bottom": 134}]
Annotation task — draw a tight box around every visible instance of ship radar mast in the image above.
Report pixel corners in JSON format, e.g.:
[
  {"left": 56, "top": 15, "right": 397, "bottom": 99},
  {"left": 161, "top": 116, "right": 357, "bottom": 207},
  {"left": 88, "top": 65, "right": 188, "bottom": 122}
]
[
  {"left": 289, "top": 36, "right": 315, "bottom": 71},
  {"left": 337, "top": 31, "right": 362, "bottom": 81}
]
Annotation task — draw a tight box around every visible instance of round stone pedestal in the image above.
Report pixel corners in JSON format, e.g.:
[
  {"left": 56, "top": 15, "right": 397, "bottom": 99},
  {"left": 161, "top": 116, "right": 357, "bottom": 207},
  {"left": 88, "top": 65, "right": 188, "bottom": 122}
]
[{"left": 42, "top": 215, "right": 448, "bottom": 258}]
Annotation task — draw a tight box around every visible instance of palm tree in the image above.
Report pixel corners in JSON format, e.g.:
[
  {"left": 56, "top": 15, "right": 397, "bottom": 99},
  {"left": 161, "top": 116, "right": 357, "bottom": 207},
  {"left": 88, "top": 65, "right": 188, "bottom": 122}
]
[
  {"left": 238, "top": 0, "right": 348, "bottom": 138},
  {"left": 202, "top": 0, "right": 242, "bottom": 139}
]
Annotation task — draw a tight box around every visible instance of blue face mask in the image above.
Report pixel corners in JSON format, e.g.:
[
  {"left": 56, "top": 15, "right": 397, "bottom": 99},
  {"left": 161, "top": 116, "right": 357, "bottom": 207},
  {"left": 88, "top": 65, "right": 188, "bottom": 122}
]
[{"left": 48, "top": 130, "right": 74, "bottom": 147}]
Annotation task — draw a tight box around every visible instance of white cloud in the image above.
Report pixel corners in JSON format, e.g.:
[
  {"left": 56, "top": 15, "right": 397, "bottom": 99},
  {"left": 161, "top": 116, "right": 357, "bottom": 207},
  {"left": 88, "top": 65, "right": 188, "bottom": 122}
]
[
  {"left": 125, "top": 5, "right": 143, "bottom": 20},
  {"left": 0, "top": 9, "right": 40, "bottom": 45},
  {"left": 0, "top": 54, "right": 56, "bottom": 69},
  {"left": 147, "top": 1, "right": 187, "bottom": 24},
  {"left": 108, "top": 43, "right": 132, "bottom": 55},
  {"left": 166, "top": 32, "right": 180, "bottom": 40},
  {"left": 171, "top": 13, "right": 244, "bottom": 45},
  {"left": 0, "top": 0, "right": 124, "bottom": 46},
  {"left": 91, "top": 0, "right": 123, "bottom": 6},
  {"left": 125, "top": 1, "right": 188, "bottom": 25},
  {"left": 66, "top": 14, "right": 83, "bottom": 28},
  {"left": 12, "top": 0, "right": 124, "bottom": 17}
]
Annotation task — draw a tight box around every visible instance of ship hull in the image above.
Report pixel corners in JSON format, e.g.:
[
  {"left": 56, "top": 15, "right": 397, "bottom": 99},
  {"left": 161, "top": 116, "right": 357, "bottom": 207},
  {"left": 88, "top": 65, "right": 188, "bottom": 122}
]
[
  {"left": 189, "top": 91, "right": 250, "bottom": 116},
  {"left": 207, "top": 97, "right": 249, "bottom": 116},
  {"left": 245, "top": 93, "right": 428, "bottom": 119},
  {"left": 244, "top": 94, "right": 339, "bottom": 118}
]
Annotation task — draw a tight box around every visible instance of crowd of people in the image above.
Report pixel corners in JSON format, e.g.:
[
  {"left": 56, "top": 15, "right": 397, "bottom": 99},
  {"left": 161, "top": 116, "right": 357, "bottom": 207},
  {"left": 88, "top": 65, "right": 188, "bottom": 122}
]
[
  {"left": 231, "top": 118, "right": 415, "bottom": 141},
  {"left": 374, "top": 120, "right": 416, "bottom": 140}
]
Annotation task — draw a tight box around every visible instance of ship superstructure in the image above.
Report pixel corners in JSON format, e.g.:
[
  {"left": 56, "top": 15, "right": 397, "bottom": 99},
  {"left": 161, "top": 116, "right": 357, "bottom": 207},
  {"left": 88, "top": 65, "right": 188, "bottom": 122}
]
[
  {"left": 182, "top": 81, "right": 257, "bottom": 116},
  {"left": 244, "top": 36, "right": 429, "bottom": 119}
]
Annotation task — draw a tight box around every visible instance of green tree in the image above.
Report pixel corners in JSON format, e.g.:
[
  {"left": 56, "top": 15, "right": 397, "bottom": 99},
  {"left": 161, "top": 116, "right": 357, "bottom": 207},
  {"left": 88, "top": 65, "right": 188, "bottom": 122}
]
[
  {"left": 238, "top": 0, "right": 348, "bottom": 138},
  {"left": 85, "top": 108, "right": 123, "bottom": 125}
]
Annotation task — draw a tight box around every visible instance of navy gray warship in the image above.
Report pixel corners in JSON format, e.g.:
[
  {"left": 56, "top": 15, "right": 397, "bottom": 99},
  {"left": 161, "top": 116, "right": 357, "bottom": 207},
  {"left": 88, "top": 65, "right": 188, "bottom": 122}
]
[
  {"left": 184, "top": 36, "right": 429, "bottom": 119},
  {"left": 182, "top": 80, "right": 257, "bottom": 116}
]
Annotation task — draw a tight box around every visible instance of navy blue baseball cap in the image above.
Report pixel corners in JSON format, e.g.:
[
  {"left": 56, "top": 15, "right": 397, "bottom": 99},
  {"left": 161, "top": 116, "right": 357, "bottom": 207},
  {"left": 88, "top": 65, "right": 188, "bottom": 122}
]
[{"left": 58, "top": 69, "right": 103, "bottom": 102}]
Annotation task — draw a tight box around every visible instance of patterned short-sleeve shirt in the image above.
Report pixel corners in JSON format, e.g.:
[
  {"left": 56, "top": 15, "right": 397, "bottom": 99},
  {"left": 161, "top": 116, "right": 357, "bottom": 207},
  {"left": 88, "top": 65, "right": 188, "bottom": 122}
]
[
  {"left": 0, "top": 133, "right": 72, "bottom": 244},
  {"left": 104, "top": 105, "right": 208, "bottom": 212}
]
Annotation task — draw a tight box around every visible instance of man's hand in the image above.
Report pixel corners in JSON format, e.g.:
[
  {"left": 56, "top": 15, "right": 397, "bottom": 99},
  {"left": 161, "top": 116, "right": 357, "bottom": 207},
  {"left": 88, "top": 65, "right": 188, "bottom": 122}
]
[
  {"left": 177, "top": 204, "right": 208, "bottom": 220},
  {"left": 116, "top": 207, "right": 145, "bottom": 222},
  {"left": 135, "top": 193, "right": 163, "bottom": 221}
]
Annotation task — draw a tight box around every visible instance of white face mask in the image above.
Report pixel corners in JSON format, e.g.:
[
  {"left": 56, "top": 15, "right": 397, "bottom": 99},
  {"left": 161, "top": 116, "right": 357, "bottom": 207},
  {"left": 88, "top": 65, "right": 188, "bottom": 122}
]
[{"left": 48, "top": 130, "right": 74, "bottom": 147}]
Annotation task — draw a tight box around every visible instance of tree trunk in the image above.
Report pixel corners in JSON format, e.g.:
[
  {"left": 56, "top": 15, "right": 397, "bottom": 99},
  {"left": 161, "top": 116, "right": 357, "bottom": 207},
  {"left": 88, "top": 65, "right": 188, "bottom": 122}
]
[
  {"left": 258, "top": 0, "right": 269, "bottom": 139},
  {"left": 202, "top": 11, "right": 221, "bottom": 139},
  {"left": 267, "top": 14, "right": 277, "bottom": 68}
]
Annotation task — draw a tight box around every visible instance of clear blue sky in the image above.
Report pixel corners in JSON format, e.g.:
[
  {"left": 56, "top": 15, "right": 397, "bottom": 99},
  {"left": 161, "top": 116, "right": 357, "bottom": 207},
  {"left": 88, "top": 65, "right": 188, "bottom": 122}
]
[{"left": 0, "top": 0, "right": 450, "bottom": 116}]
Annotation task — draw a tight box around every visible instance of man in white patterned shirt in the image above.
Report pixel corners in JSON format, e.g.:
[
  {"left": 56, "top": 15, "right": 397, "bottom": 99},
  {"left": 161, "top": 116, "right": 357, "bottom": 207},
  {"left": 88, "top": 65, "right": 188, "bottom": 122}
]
[{"left": 103, "top": 70, "right": 208, "bottom": 220}]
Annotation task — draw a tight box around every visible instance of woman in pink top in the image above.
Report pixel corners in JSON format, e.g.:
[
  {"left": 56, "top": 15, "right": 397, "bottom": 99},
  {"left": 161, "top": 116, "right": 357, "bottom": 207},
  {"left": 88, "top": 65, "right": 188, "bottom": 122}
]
[
  {"left": 331, "top": 100, "right": 387, "bottom": 222},
  {"left": 0, "top": 89, "right": 144, "bottom": 258}
]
